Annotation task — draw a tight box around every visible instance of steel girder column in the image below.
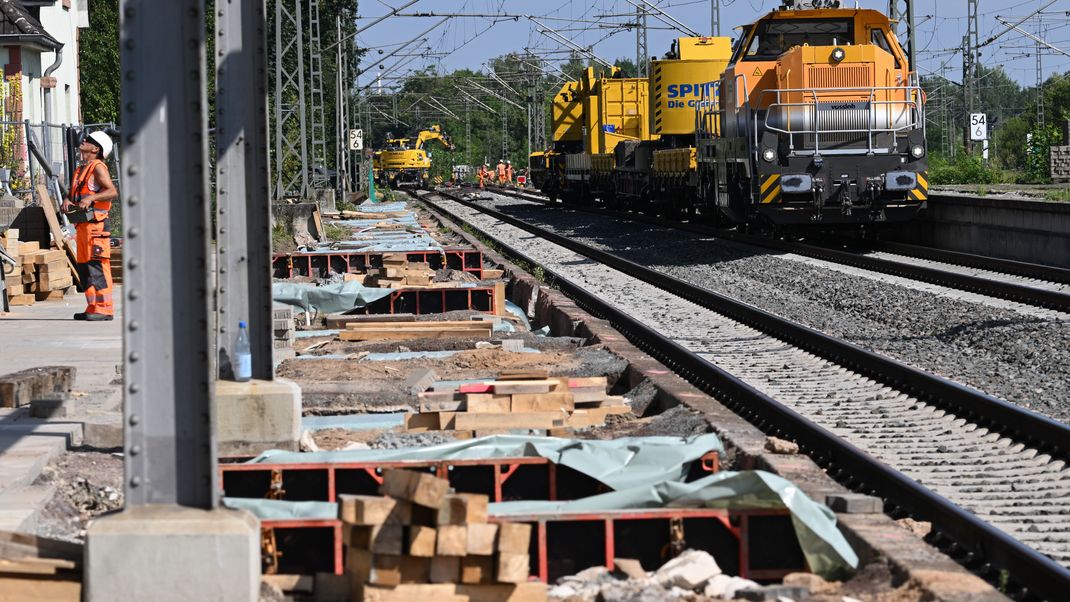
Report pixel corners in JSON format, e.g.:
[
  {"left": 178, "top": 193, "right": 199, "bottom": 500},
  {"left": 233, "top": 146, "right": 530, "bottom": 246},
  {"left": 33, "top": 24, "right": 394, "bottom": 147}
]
[
  {"left": 217, "top": 0, "right": 274, "bottom": 380},
  {"left": 119, "top": 0, "right": 216, "bottom": 508}
]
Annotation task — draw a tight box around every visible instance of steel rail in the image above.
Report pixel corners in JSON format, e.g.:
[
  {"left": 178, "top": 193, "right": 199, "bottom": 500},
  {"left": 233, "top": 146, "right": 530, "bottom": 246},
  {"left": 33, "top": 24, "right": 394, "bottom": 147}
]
[
  {"left": 485, "top": 186, "right": 1070, "bottom": 313},
  {"left": 851, "top": 238, "right": 1070, "bottom": 286},
  {"left": 421, "top": 188, "right": 1070, "bottom": 600}
]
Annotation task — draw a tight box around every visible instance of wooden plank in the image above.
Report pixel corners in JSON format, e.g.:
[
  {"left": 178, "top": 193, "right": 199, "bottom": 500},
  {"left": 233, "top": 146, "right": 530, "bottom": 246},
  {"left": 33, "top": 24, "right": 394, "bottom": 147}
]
[
  {"left": 565, "top": 405, "right": 632, "bottom": 428},
  {"left": 496, "top": 369, "right": 548, "bottom": 380},
  {"left": 495, "top": 553, "right": 530, "bottom": 584},
  {"left": 311, "top": 206, "right": 325, "bottom": 240},
  {"left": 7, "top": 294, "right": 34, "bottom": 306},
  {"left": 495, "top": 523, "right": 531, "bottom": 554},
  {"left": 340, "top": 327, "right": 491, "bottom": 342},
  {"left": 435, "top": 525, "right": 468, "bottom": 556},
  {"left": 466, "top": 523, "right": 498, "bottom": 556},
  {"left": 0, "top": 575, "right": 81, "bottom": 601},
  {"left": 493, "top": 281, "right": 506, "bottom": 316},
  {"left": 452, "top": 412, "right": 567, "bottom": 431},
  {"left": 344, "top": 524, "right": 404, "bottom": 554},
  {"left": 326, "top": 313, "right": 416, "bottom": 328},
  {"left": 407, "top": 525, "right": 437, "bottom": 557},
  {"left": 355, "top": 583, "right": 547, "bottom": 602},
  {"left": 338, "top": 495, "right": 412, "bottom": 526},
  {"left": 346, "top": 550, "right": 402, "bottom": 586},
  {"left": 569, "top": 387, "right": 608, "bottom": 404},
  {"left": 575, "top": 395, "right": 627, "bottom": 408},
  {"left": 490, "top": 380, "right": 554, "bottom": 395},
  {"left": 460, "top": 556, "right": 495, "bottom": 584},
  {"left": 463, "top": 394, "right": 510, "bottom": 414},
  {"left": 429, "top": 556, "right": 461, "bottom": 583},
  {"left": 16, "top": 242, "right": 39, "bottom": 254},
  {"left": 568, "top": 377, "right": 608, "bottom": 389},
  {"left": 31, "top": 186, "right": 78, "bottom": 286},
  {"left": 380, "top": 469, "right": 450, "bottom": 508},
  {"left": 35, "top": 256, "right": 65, "bottom": 269},
  {"left": 436, "top": 494, "right": 488, "bottom": 526},
  {"left": 481, "top": 268, "right": 504, "bottom": 280},
  {"left": 509, "top": 392, "right": 574, "bottom": 413},
  {"left": 346, "top": 321, "right": 489, "bottom": 330},
  {"left": 417, "top": 392, "right": 465, "bottom": 413}
]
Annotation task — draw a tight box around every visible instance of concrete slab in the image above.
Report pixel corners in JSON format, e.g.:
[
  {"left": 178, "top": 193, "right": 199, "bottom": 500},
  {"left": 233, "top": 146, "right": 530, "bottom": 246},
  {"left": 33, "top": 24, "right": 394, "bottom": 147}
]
[
  {"left": 214, "top": 378, "right": 301, "bottom": 456},
  {"left": 0, "top": 483, "right": 55, "bottom": 532},
  {"left": 85, "top": 505, "right": 260, "bottom": 602}
]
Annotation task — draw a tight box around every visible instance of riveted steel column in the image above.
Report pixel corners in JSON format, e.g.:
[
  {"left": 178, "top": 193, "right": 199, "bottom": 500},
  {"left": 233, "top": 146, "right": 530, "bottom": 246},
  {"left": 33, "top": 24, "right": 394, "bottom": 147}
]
[
  {"left": 119, "top": 0, "right": 216, "bottom": 508},
  {"left": 216, "top": 0, "right": 273, "bottom": 380}
]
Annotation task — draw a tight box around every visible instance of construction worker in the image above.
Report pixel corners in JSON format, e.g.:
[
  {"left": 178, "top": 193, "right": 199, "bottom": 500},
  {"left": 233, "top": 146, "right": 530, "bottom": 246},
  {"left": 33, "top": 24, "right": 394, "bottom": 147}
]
[
  {"left": 505, "top": 161, "right": 514, "bottom": 187},
  {"left": 496, "top": 160, "right": 507, "bottom": 186},
  {"left": 478, "top": 163, "right": 488, "bottom": 188},
  {"left": 61, "top": 131, "right": 117, "bottom": 321}
]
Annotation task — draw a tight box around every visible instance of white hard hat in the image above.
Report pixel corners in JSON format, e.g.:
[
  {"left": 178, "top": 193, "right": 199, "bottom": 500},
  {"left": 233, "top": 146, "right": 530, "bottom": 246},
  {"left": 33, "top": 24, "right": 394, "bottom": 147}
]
[{"left": 87, "top": 131, "right": 113, "bottom": 159}]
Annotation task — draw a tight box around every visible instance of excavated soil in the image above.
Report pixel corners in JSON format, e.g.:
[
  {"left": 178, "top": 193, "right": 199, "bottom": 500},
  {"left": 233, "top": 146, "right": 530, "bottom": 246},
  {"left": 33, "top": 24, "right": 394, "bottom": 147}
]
[{"left": 33, "top": 449, "right": 125, "bottom": 542}]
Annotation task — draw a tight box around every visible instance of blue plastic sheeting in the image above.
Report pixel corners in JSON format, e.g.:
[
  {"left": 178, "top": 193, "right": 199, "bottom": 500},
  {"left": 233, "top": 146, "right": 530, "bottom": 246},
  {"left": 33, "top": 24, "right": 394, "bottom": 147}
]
[
  {"left": 491, "top": 470, "right": 859, "bottom": 579},
  {"left": 504, "top": 301, "right": 531, "bottom": 330},
  {"left": 302, "top": 413, "right": 406, "bottom": 431},
  {"left": 292, "top": 354, "right": 350, "bottom": 360},
  {"left": 294, "top": 329, "right": 341, "bottom": 339},
  {"left": 272, "top": 281, "right": 394, "bottom": 314},
  {"left": 224, "top": 497, "right": 337, "bottom": 520},
  {"left": 359, "top": 201, "right": 409, "bottom": 212},
  {"left": 363, "top": 350, "right": 461, "bottom": 361},
  {"left": 247, "top": 434, "right": 723, "bottom": 492}
]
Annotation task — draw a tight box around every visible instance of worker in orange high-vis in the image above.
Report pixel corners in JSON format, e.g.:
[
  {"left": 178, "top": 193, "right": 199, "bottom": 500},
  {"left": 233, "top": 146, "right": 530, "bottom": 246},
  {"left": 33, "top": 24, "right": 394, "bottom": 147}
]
[
  {"left": 505, "top": 160, "right": 514, "bottom": 187},
  {"left": 496, "top": 160, "right": 507, "bottom": 186},
  {"left": 61, "top": 131, "right": 118, "bottom": 321},
  {"left": 478, "top": 163, "right": 488, "bottom": 188}
]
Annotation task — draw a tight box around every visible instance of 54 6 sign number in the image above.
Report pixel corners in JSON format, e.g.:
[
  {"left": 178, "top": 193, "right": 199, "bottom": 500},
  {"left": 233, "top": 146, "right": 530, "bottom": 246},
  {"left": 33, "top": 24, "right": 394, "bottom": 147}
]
[{"left": 969, "top": 113, "right": 987, "bottom": 141}]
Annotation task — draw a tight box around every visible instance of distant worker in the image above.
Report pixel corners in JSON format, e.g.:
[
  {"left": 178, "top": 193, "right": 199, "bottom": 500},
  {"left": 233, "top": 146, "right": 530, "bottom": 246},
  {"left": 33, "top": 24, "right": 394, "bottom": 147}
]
[
  {"left": 505, "top": 161, "right": 514, "bottom": 187},
  {"left": 496, "top": 160, "right": 507, "bottom": 186},
  {"left": 478, "top": 164, "right": 488, "bottom": 188},
  {"left": 61, "top": 131, "right": 118, "bottom": 321}
]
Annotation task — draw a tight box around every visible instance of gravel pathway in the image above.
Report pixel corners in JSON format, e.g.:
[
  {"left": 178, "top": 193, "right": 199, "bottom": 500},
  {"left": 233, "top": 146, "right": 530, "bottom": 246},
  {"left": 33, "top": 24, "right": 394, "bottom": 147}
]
[{"left": 468, "top": 192, "right": 1070, "bottom": 423}]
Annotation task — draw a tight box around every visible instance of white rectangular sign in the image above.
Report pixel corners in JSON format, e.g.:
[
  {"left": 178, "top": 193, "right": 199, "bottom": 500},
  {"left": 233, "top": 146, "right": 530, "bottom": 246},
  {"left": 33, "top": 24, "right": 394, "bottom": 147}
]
[
  {"left": 969, "top": 113, "right": 987, "bottom": 141},
  {"left": 349, "top": 129, "right": 363, "bottom": 151}
]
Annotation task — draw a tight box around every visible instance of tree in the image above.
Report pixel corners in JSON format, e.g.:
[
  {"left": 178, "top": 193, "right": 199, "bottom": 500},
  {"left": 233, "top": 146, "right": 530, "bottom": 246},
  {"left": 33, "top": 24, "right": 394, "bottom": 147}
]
[{"left": 79, "top": 0, "right": 120, "bottom": 125}]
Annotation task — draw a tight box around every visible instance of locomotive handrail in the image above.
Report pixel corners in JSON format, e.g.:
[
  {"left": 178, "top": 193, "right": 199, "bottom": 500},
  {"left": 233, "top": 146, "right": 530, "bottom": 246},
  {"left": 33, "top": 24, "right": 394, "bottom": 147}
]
[{"left": 755, "top": 84, "right": 923, "bottom": 156}]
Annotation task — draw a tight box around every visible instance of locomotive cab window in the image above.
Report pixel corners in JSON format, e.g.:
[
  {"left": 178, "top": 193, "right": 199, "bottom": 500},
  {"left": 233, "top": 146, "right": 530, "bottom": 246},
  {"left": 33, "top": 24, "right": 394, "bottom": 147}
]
[
  {"left": 743, "top": 18, "right": 853, "bottom": 60},
  {"left": 869, "top": 28, "right": 901, "bottom": 69}
]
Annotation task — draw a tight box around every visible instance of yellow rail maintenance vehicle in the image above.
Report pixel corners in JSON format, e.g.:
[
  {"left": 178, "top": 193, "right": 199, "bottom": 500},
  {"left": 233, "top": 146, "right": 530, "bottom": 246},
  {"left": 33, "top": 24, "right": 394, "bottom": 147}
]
[
  {"left": 373, "top": 125, "right": 455, "bottom": 188},
  {"left": 701, "top": 0, "right": 927, "bottom": 228}
]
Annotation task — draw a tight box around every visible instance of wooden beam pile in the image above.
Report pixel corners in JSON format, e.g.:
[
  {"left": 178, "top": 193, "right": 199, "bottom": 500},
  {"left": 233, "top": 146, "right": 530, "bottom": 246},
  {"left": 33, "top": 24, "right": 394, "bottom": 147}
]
[
  {"left": 0, "top": 530, "right": 82, "bottom": 601},
  {"left": 365, "top": 254, "right": 436, "bottom": 288},
  {"left": 343, "top": 469, "right": 545, "bottom": 602},
  {"left": 406, "top": 373, "right": 629, "bottom": 433},
  {"left": 1, "top": 230, "right": 74, "bottom": 306},
  {"left": 340, "top": 320, "right": 493, "bottom": 342}
]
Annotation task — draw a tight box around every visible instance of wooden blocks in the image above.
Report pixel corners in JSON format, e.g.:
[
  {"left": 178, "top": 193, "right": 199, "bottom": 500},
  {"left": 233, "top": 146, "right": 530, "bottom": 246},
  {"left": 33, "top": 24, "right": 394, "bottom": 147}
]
[
  {"left": 343, "top": 470, "right": 541, "bottom": 600},
  {"left": 340, "top": 320, "right": 493, "bottom": 342},
  {"left": 380, "top": 469, "right": 450, "bottom": 509},
  {"left": 3, "top": 243, "right": 75, "bottom": 306},
  {"left": 404, "top": 374, "right": 624, "bottom": 433},
  {"left": 366, "top": 255, "right": 437, "bottom": 288}
]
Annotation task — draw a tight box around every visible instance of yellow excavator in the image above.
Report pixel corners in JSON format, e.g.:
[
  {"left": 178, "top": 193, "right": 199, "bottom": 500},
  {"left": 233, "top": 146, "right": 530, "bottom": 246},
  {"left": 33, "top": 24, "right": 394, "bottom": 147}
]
[{"left": 372, "top": 125, "right": 455, "bottom": 188}]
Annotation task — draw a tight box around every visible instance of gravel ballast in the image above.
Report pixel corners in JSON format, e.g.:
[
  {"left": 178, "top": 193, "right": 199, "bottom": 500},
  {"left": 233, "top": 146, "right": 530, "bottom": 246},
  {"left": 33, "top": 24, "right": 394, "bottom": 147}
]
[{"left": 465, "top": 191, "right": 1070, "bottom": 423}]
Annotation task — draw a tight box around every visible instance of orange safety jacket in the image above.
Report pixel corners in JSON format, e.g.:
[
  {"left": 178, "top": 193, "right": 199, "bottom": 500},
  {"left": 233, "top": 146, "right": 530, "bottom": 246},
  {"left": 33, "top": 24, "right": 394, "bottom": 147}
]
[{"left": 71, "top": 159, "right": 111, "bottom": 264}]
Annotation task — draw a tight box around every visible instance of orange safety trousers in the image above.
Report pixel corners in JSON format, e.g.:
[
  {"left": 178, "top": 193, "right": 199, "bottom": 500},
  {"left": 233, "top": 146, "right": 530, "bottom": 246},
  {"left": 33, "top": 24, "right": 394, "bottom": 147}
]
[
  {"left": 71, "top": 159, "right": 114, "bottom": 317},
  {"left": 75, "top": 220, "right": 114, "bottom": 316}
]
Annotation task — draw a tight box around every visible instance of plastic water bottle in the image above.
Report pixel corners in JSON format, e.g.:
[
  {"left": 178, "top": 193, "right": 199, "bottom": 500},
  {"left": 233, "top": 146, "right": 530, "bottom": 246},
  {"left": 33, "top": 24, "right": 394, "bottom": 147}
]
[{"left": 234, "top": 321, "right": 252, "bottom": 382}]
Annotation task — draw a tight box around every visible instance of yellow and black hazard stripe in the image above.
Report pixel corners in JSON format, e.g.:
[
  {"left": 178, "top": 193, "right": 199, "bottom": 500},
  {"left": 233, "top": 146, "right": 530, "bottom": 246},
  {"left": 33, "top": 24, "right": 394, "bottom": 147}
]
[
  {"left": 909, "top": 170, "right": 929, "bottom": 201},
  {"left": 759, "top": 173, "right": 781, "bottom": 204}
]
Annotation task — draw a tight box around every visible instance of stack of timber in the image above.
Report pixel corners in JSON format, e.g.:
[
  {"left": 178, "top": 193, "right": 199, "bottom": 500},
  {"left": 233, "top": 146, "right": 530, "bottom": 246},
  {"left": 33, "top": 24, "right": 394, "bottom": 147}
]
[
  {"left": 0, "top": 530, "right": 82, "bottom": 601},
  {"left": 343, "top": 468, "right": 544, "bottom": 602},
  {"left": 365, "top": 253, "right": 435, "bottom": 288},
  {"left": 1, "top": 230, "right": 73, "bottom": 306},
  {"left": 407, "top": 373, "right": 629, "bottom": 433},
  {"left": 340, "top": 319, "right": 493, "bottom": 342}
]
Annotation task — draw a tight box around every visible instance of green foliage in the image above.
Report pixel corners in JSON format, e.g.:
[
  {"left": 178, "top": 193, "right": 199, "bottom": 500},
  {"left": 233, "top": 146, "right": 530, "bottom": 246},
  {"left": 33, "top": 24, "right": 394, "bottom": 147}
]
[
  {"left": 928, "top": 153, "right": 1005, "bottom": 185},
  {"left": 1025, "top": 123, "right": 1062, "bottom": 184},
  {"left": 1044, "top": 188, "right": 1070, "bottom": 202},
  {"left": 79, "top": 0, "right": 120, "bottom": 124},
  {"left": 324, "top": 222, "right": 349, "bottom": 241}
]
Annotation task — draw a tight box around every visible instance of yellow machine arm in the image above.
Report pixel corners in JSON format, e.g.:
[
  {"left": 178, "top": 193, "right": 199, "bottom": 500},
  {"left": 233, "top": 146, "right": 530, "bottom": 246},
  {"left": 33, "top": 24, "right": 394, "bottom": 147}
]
[{"left": 414, "top": 125, "right": 455, "bottom": 151}]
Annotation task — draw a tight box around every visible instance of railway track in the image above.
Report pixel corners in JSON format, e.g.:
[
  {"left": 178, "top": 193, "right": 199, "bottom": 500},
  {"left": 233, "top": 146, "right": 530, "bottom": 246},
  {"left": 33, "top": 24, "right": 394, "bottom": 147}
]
[
  {"left": 416, "top": 188, "right": 1070, "bottom": 601},
  {"left": 485, "top": 186, "right": 1070, "bottom": 315}
]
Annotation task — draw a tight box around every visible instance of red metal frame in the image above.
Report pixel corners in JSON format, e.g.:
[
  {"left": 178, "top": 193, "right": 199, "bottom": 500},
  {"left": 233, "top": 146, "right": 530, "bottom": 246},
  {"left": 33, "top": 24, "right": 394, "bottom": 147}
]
[
  {"left": 489, "top": 508, "right": 800, "bottom": 583},
  {"left": 272, "top": 248, "right": 484, "bottom": 279}
]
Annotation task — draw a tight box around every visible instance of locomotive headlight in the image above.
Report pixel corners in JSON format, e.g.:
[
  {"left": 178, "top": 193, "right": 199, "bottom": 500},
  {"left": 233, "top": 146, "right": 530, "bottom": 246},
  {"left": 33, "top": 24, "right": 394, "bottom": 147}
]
[
  {"left": 910, "top": 144, "right": 925, "bottom": 159},
  {"left": 762, "top": 148, "right": 776, "bottom": 163},
  {"left": 830, "top": 47, "right": 846, "bottom": 63}
]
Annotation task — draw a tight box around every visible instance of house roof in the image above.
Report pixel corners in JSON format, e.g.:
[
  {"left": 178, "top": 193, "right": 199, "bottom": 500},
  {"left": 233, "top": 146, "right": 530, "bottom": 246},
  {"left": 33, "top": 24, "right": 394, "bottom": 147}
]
[{"left": 0, "top": 0, "right": 61, "bottom": 51}]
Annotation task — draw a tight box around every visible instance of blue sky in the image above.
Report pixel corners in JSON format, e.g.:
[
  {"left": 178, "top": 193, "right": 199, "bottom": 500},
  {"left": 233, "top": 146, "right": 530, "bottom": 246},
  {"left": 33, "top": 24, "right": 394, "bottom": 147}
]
[{"left": 354, "top": 0, "right": 1070, "bottom": 90}]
